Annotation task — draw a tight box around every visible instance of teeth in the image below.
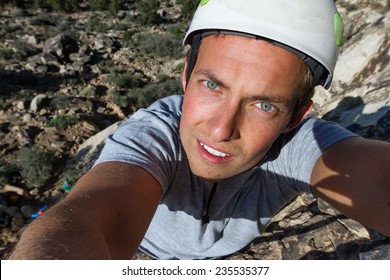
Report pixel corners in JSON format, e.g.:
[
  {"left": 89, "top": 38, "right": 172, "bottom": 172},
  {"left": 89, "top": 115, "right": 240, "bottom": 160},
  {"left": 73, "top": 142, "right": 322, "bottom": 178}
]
[{"left": 201, "top": 143, "right": 230, "bottom": 158}]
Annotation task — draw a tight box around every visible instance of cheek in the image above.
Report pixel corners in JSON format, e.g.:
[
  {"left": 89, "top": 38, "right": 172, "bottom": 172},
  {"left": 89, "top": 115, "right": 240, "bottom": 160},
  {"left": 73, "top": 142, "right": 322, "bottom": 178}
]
[
  {"left": 180, "top": 95, "right": 200, "bottom": 139},
  {"left": 181, "top": 91, "right": 209, "bottom": 127},
  {"left": 180, "top": 97, "right": 193, "bottom": 130},
  {"left": 241, "top": 122, "right": 285, "bottom": 154}
]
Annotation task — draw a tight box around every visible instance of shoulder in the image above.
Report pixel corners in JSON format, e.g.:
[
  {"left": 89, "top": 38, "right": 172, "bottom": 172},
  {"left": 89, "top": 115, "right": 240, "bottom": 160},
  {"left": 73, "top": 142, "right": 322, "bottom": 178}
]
[
  {"left": 272, "top": 118, "right": 357, "bottom": 156},
  {"left": 116, "top": 95, "right": 183, "bottom": 138},
  {"left": 112, "top": 94, "right": 184, "bottom": 146},
  {"left": 260, "top": 118, "right": 358, "bottom": 192},
  {"left": 132, "top": 95, "right": 183, "bottom": 121}
]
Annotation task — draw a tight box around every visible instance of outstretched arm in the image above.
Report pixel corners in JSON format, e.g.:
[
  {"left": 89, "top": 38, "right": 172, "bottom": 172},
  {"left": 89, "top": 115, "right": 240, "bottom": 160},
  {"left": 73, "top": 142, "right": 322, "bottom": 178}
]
[
  {"left": 9, "top": 161, "right": 162, "bottom": 259},
  {"left": 311, "top": 136, "right": 390, "bottom": 236}
]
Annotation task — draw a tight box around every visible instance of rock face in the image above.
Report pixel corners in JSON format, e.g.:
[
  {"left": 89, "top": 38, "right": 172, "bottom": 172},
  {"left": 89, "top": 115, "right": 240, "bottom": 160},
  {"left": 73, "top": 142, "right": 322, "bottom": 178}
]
[
  {"left": 0, "top": 0, "right": 389, "bottom": 259},
  {"left": 314, "top": 0, "right": 390, "bottom": 141}
]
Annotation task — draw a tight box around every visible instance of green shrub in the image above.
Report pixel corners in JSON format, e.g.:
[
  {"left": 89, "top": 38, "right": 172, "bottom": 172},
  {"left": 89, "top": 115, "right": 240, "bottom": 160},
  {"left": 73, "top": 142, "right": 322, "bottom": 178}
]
[
  {"left": 0, "top": 159, "right": 18, "bottom": 186},
  {"left": 122, "top": 30, "right": 132, "bottom": 42},
  {"left": 166, "top": 22, "right": 188, "bottom": 40},
  {"left": 133, "top": 32, "right": 182, "bottom": 58},
  {"left": 79, "top": 85, "right": 96, "bottom": 98},
  {"left": 178, "top": 0, "right": 198, "bottom": 19},
  {"left": 88, "top": 0, "right": 110, "bottom": 10},
  {"left": 1, "top": 24, "right": 22, "bottom": 34},
  {"left": 127, "top": 77, "right": 182, "bottom": 108},
  {"left": 17, "top": 146, "right": 56, "bottom": 189},
  {"left": 0, "top": 97, "right": 9, "bottom": 110},
  {"left": 106, "top": 74, "right": 145, "bottom": 89},
  {"left": 97, "top": 60, "right": 117, "bottom": 74},
  {"left": 50, "top": 95, "right": 73, "bottom": 110},
  {"left": 108, "top": 0, "right": 123, "bottom": 14},
  {"left": 109, "top": 78, "right": 181, "bottom": 108},
  {"left": 88, "top": 0, "right": 124, "bottom": 14},
  {"left": 136, "top": 0, "right": 161, "bottom": 26},
  {"left": 85, "top": 16, "right": 110, "bottom": 33},
  {"left": 175, "top": 61, "right": 185, "bottom": 72},
  {"left": 48, "top": 115, "right": 79, "bottom": 129},
  {"left": 32, "top": 0, "right": 48, "bottom": 9},
  {"left": 57, "top": 22, "right": 79, "bottom": 39},
  {"left": 32, "top": 0, "right": 80, "bottom": 12},
  {"left": 49, "top": 0, "right": 80, "bottom": 12},
  {"left": 110, "top": 90, "right": 131, "bottom": 107},
  {"left": 61, "top": 169, "right": 79, "bottom": 190}
]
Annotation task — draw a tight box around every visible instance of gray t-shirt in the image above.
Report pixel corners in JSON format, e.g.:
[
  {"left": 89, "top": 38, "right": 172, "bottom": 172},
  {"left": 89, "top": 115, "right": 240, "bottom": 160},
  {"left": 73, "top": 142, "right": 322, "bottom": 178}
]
[{"left": 95, "top": 95, "right": 357, "bottom": 259}]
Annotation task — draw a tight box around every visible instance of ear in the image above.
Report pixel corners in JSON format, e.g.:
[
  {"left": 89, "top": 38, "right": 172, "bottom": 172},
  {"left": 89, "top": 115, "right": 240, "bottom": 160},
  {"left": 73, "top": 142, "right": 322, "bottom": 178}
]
[
  {"left": 182, "top": 57, "right": 189, "bottom": 92},
  {"left": 283, "top": 100, "right": 313, "bottom": 133}
]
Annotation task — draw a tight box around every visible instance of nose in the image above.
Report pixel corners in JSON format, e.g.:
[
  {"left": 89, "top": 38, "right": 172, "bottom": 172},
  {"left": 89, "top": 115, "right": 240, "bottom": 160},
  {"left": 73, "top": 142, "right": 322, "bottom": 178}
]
[{"left": 206, "top": 102, "right": 241, "bottom": 142}]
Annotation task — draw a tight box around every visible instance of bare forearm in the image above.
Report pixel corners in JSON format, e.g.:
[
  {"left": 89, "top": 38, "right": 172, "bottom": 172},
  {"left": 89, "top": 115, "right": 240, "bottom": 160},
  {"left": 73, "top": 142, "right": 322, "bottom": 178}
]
[
  {"left": 311, "top": 137, "right": 390, "bottom": 236},
  {"left": 9, "top": 202, "right": 111, "bottom": 259},
  {"left": 9, "top": 162, "right": 162, "bottom": 260}
]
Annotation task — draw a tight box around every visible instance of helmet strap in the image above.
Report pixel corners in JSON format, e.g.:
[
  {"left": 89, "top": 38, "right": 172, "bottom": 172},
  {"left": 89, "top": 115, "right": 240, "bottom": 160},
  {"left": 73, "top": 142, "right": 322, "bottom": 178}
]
[
  {"left": 305, "top": 58, "right": 325, "bottom": 88},
  {"left": 185, "top": 33, "right": 202, "bottom": 89},
  {"left": 271, "top": 41, "right": 325, "bottom": 87}
]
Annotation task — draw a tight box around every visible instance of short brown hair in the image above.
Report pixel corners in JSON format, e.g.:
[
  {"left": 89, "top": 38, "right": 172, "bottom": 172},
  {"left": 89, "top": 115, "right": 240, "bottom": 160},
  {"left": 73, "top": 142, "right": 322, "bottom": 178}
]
[{"left": 291, "top": 62, "right": 314, "bottom": 117}]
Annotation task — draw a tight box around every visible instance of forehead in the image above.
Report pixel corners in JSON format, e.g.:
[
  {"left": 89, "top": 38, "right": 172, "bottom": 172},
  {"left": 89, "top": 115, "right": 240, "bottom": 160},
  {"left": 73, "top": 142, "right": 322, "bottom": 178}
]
[
  {"left": 194, "top": 35, "right": 305, "bottom": 101},
  {"left": 197, "top": 34, "right": 304, "bottom": 69}
]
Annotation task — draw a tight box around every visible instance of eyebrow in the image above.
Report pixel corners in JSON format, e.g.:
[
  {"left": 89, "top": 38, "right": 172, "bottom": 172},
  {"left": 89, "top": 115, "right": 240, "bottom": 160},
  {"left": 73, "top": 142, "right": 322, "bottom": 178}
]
[
  {"left": 194, "top": 69, "right": 294, "bottom": 108},
  {"left": 195, "top": 69, "right": 230, "bottom": 90}
]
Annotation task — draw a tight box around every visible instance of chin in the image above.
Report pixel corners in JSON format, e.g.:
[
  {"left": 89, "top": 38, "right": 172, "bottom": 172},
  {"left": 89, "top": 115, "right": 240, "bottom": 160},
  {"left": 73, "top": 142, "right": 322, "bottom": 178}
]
[{"left": 189, "top": 163, "right": 242, "bottom": 182}]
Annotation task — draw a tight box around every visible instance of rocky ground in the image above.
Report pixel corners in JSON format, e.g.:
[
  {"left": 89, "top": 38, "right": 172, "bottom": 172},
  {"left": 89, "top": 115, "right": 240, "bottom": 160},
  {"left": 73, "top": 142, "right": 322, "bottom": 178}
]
[{"left": 1, "top": 0, "right": 390, "bottom": 260}]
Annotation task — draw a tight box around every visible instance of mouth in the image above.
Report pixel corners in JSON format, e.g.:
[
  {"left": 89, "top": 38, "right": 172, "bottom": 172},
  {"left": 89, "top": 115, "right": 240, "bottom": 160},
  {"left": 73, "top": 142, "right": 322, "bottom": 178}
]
[{"left": 200, "top": 142, "right": 231, "bottom": 158}]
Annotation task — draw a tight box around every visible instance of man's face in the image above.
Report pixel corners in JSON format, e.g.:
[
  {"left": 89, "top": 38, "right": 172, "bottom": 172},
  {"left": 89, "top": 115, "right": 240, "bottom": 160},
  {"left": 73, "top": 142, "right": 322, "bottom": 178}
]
[{"left": 180, "top": 35, "right": 306, "bottom": 181}]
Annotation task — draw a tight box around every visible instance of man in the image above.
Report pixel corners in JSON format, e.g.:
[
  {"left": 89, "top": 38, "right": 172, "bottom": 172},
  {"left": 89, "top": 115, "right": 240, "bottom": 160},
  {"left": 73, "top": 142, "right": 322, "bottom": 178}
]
[{"left": 10, "top": 0, "right": 390, "bottom": 259}]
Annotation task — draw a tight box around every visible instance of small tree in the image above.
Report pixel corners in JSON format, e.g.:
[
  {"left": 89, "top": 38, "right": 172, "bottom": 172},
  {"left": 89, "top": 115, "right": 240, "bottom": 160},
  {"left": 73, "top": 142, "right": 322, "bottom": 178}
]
[
  {"left": 17, "top": 146, "right": 56, "bottom": 189},
  {"left": 108, "top": 0, "right": 122, "bottom": 15}
]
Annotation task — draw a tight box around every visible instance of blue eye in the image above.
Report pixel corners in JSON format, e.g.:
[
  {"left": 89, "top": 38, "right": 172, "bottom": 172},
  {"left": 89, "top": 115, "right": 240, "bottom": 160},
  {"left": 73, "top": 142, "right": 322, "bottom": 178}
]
[
  {"left": 204, "top": 80, "right": 219, "bottom": 90},
  {"left": 257, "top": 102, "right": 274, "bottom": 112}
]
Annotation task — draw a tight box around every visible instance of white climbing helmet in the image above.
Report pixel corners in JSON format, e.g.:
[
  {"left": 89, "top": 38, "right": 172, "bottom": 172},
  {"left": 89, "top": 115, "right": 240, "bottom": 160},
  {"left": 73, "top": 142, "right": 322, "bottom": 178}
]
[{"left": 183, "top": 0, "right": 344, "bottom": 89}]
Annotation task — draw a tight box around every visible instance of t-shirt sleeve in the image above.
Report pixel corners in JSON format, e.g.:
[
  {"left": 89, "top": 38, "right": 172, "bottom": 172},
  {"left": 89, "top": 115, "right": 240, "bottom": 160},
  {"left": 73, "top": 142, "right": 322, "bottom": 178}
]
[
  {"left": 93, "top": 96, "right": 183, "bottom": 193},
  {"left": 264, "top": 118, "right": 358, "bottom": 194}
]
